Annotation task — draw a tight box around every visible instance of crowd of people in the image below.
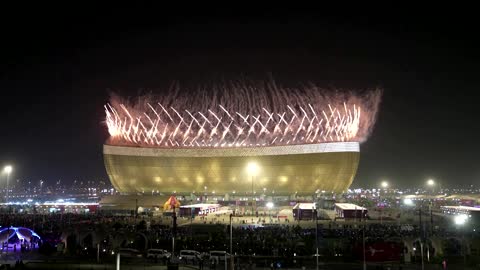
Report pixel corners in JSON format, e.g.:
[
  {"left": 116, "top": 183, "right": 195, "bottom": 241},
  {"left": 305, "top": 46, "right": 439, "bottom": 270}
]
[{"left": 0, "top": 209, "right": 477, "bottom": 268}]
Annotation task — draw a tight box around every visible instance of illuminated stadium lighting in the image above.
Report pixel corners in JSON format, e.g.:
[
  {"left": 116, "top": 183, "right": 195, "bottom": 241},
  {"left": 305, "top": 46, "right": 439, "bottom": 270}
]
[
  {"left": 266, "top": 202, "right": 274, "bottom": 208},
  {"left": 403, "top": 198, "right": 414, "bottom": 206},
  {"left": 454, "top": 214, "right": 468, "bottom": 225},
  {"left": 3, "top": 165, "right": 12, "bottom": 174},
  {"left": 247, "top": 162, "right": 259, "bottom": 176}
]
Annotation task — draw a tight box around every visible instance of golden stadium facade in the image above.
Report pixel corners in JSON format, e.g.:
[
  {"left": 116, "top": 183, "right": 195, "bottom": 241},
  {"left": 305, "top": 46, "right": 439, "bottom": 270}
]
[{"left": 103, "top": 142, "right": 360, "bottom": 195}]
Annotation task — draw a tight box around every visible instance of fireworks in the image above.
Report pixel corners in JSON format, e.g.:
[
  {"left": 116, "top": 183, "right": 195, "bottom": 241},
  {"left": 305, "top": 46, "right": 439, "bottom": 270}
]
[{"left": 105, "top": 81, "right": 381, "bottom": 148}]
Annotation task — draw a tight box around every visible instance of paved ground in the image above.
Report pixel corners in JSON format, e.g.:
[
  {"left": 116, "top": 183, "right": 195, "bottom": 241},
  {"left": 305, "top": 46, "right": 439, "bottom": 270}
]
[
  {"left": 2, "top": 261, "right": 478, "bottom": 270},
  {"left": 2, "top": 249, "right": 477, "bottom": 270},
  {"left": 166, "top": 206, "right": 445, "bottom": 229}
]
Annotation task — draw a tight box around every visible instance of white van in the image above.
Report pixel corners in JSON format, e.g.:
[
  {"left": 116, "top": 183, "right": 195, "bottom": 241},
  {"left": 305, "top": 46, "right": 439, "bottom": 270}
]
[
  {"left": 209, "top": 250, "right": 229, "bottom": 263},
  {"left": 179, "top": 250, "right": 201, "bottom": 262}
]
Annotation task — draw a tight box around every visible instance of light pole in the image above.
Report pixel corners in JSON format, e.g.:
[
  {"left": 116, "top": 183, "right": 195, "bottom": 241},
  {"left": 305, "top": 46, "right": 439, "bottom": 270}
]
[
  {"left": 362, "top": 206, "right": 366, "bottom": 270},
  {"left": 116, "top": 252, "right": 120, "bottom": 270},
  {"left": 172, "top": 206, "right": 177, "bottom": 258},
  {"left": 380, "top": 181, "right": 388, "bottom": 224},
  {"left": 3, "top": 165, "right": 12, "bottom": 204},
  {"left": 417, "top": 200, "right": 426, "bottom": 270},
  {"left": 247, "top": 162, "right": 258, "bottom": 216},
  {"left": 420, "top": 241, "right": 424, "bottom": 270},
  {"left": 454, "top": 214, "right": 468, "bottom": 266},
  {"left": 314, "top": 206, "right": 319, "bottom": 270},
  {"left": 426, "top": 179, "right": 435, "bottom": 235},
  {"left": 230, "top": 213, "right": 234, "bottom": 270}
]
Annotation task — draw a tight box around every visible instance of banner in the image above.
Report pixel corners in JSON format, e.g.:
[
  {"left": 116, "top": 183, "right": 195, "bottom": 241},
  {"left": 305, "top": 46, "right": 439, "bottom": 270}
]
[{"left": 353, "top": 241, "right": 403, "bottom": 262}]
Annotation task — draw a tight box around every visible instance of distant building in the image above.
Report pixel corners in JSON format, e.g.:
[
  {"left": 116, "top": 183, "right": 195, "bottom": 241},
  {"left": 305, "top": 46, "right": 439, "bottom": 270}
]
[{"left": 292, "top": 203, "right": 317, "bottom": 220}]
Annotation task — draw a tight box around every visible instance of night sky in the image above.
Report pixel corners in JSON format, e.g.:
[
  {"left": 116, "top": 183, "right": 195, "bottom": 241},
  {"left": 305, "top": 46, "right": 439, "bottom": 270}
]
[{"left": 1, "top": 7, "right": 479, "bottom": 188}]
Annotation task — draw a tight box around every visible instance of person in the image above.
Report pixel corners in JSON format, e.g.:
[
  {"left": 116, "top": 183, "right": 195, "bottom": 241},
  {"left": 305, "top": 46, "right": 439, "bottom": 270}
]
[{"left": 442, "top": 259, "right": 447, "bottom": 269}]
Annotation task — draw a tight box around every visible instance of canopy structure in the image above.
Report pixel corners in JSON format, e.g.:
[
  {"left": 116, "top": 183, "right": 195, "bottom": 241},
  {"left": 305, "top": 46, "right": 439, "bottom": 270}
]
[
  {"left": 0, "top": 227, "right": 41, "bottom": 243},
  {"left": 163, "top": 195, "right": 180, "bottom": 210}
]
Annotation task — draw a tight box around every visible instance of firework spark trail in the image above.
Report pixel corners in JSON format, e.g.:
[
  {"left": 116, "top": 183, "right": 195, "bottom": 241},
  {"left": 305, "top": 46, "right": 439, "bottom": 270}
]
[{"left": 105, "top": 82, "right": 381, "bottom": 148}]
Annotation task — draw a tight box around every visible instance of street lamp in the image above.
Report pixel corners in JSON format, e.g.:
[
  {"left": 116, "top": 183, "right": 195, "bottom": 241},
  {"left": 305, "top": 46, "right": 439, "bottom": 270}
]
[
  {"left": 427, "top": 179, "right": 435, "bottom": 196},
  {"left": 427, "top": 179, "right": 434, "bottom": 186},
  {"left": 247, "top": 162, "right": 258, "bottom": 215},
  {"left": 381, "top": 181, "right": 388, "bottom": 189},
  {"left": 3, "top": 165, "right": 12, "bottom": 204},
  {"left": 379, "top": 181, "right": 388, "bottom": 224}
]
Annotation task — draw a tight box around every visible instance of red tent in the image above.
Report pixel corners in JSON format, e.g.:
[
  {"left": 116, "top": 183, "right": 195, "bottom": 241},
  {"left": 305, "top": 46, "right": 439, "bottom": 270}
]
[
  {"left": 163, "top": 195, "right": 180, "bottom": 210},
  {"left": 353, "top": 241, "right": 403, "bottom": 262}
]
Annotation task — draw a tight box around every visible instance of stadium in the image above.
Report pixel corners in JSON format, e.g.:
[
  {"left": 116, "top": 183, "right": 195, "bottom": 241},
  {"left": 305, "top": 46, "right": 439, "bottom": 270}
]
[
  {"left": 104, "top": 141, "right": 359, "bottom": 196},
  {"left": 102, "top": 81, "right": 380, "bottom": 201}
]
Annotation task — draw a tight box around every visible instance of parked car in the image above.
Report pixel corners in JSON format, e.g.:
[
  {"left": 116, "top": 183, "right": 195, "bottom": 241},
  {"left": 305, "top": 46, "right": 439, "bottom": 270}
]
[
  {"left": 118, "top": 248, "right": 143, "bottom": 258},
  {"left": 146, "top": 249, "right": 171, "bottom": 260},
  {"left": 179, "top": 250, "right": 202, "bottom": 262}
]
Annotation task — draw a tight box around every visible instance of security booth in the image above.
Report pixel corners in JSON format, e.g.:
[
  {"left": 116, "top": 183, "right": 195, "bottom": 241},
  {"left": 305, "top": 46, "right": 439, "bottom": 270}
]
[
  {"left": 334, "top": 203, "right": 367, "bottom": 219},
  {"left": 179, "top": 203, "right": 220, "bottom": 217},
  {"left": 292, "top": 203, "right": 317, "bottom": 220}
]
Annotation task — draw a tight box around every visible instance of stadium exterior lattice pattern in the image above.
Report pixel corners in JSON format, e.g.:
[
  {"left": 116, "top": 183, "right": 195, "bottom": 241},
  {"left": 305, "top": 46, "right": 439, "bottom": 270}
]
[{"left": 103, "top": 142, "right": 360, "bottom": 195}]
